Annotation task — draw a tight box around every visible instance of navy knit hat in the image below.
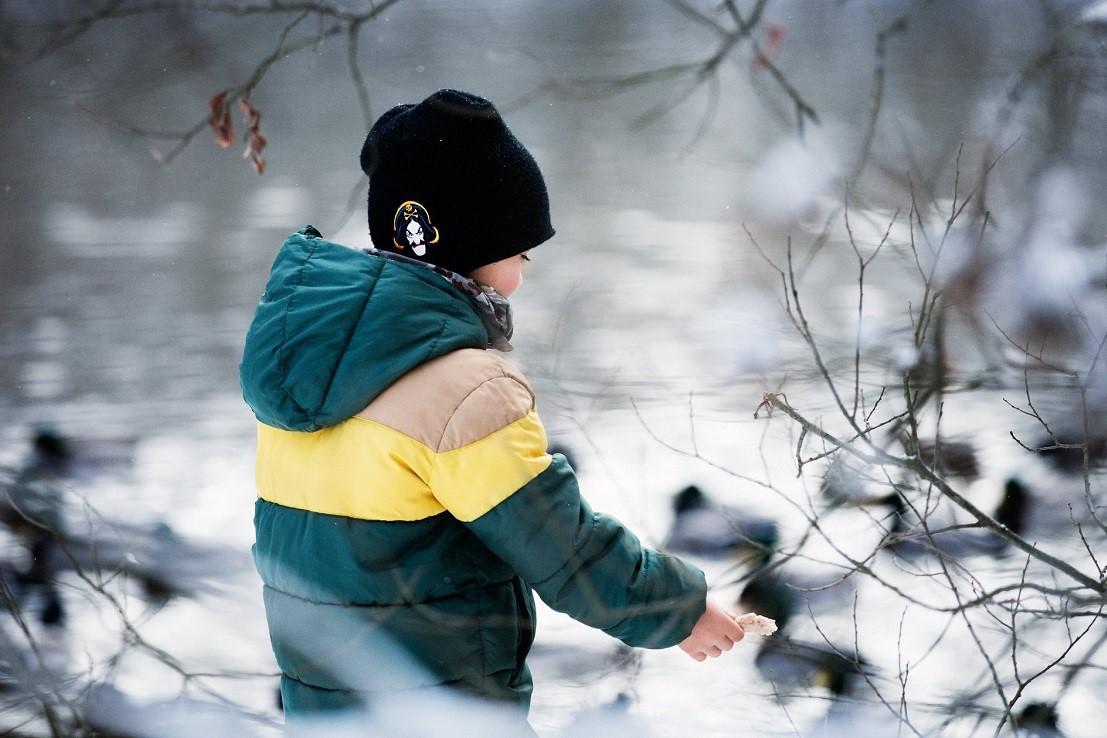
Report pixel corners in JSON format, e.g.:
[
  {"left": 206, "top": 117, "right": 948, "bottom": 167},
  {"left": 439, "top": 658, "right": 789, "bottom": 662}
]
[{"left": 360, "top": 89, "right": 555, "bottom": 276}]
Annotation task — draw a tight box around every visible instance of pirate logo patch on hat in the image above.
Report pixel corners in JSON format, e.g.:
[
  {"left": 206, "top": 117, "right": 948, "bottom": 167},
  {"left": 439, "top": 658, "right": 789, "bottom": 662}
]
[{"left": 392, "top": 200, "right": 439, "bottom": 257}]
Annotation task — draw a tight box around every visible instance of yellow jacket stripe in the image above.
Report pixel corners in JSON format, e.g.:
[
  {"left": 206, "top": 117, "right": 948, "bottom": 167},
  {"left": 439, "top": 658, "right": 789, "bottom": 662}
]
[
  {"left": 431, "top": 409, "right": 552, "bottom": 522},
  {"left": 255, "top": 410, "right": 552, "bottom": 523}
]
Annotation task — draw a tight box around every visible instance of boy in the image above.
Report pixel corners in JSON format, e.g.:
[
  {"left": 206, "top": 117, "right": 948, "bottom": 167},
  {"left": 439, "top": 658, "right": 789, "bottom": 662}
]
[{"left": 240, "top": 89, "right": 744, "bottom": 729}]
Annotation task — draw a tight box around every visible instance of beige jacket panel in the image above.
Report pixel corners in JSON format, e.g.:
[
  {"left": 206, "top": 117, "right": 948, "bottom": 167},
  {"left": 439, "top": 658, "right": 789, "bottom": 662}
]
[{"left": 356, "top": 348, "right": 535, "bottom": 450}]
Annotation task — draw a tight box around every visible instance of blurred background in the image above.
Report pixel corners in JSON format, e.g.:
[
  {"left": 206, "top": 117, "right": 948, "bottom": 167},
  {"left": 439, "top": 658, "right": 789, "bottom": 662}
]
[{"left": 1, "top": 0, "right": 1105, "bottom": 736}]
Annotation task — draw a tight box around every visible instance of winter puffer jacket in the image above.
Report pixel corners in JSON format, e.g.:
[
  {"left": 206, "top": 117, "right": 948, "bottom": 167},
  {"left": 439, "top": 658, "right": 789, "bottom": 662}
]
[{"left": 240, "top": 226, "right": 707, "bottom": 718}]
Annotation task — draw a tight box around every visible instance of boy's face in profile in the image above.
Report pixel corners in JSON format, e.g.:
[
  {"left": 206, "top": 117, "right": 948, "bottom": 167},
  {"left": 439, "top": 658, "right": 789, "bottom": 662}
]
[{"left": 469, "top": 251, "right": 530, "bottom": 298}]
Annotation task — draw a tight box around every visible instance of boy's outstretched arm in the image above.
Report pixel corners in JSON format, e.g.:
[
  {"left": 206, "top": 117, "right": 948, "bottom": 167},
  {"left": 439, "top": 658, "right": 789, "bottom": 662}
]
[{"left": 429, "top": 373, "right": 738, "bottom": 652}]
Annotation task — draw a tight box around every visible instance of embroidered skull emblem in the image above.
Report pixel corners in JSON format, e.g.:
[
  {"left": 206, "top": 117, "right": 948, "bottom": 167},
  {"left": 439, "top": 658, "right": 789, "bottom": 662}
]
[{"left": 392, "top": 200, "right": 439, "bottom": 257}]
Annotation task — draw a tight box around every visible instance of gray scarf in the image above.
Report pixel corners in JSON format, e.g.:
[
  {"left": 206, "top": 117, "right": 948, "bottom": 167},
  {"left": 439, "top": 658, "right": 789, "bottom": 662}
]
[{"left": 362, "top": 247, "right": 514, "bottom": 352}]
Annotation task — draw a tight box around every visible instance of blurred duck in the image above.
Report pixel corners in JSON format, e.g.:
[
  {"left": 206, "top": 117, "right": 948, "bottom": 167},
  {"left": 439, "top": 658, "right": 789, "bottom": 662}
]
[
  {"left": 880, "top": 476, "right": 1073, "bottom": 561},
  {"left": 880, "top": 432, "right": 982, "bottom": 481},
  {"left": 25, "top": 428, "right": 75, "bottom": 479},
  {"left": 878, "top": 490, "right": 1008, "bottom": 558},
  {"left": 1011, "top": 702, "right": 1064, "bottom": 738},
  {"left": 2, "top": 428, "right": 247, "bottom": 606},
  {"left": 0, "top": 554, "right": 64, "bottom": 628},
  {"left": 663, "top": 485, "right": 779, "bottom": 559},
  {"left": 737, "top": 548, "right": 854, "bottom": 633},
  {"left": 993, "top": 478, "right": 1030, "bottom": 535},
  {"left": 65, "top": 520, "right": 253, "bottom": 603},
  {"left": 1, "top": 476, "right": 247, "bottom": 607},
  {"left": 16, "top": 427, "right": 136, "bottom": 486},
  {"left": 16, "top": 539, "right": 67, "bottom": 627},
  {"left": 1, "top": 425, "right": 137, "bottom": 535},
  {"left": 822, "top": 437, "right": 979, "bottom": 509},
  {"left": 0, "top": 467, "right": 64, "bottom": 537},
  {"left": 754, "top": 635, "right": 871, "bottom": 698},
  {"left": 738, "top": 568, "right": 797, "bottom": 632},
  {"left": 993, "top": 476, "right": 1098, "bottom": 546},
  {"left": 0, "top": 457, "right": 67, "bottom": 627},
  {"left": 1030, "top": 430, "right": 1107, "bottom": 474},
  {"left": 911, "top": 436, "right": 980, "bottom": 480}
]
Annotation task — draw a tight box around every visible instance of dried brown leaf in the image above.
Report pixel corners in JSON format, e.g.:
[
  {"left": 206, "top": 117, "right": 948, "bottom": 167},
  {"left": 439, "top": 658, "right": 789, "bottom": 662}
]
[
  {"left": 208, "top": 90, "right": 234, "bottom": 149},
  {"left": 239, "top": 97, "right": 267, "bottom": 175}
]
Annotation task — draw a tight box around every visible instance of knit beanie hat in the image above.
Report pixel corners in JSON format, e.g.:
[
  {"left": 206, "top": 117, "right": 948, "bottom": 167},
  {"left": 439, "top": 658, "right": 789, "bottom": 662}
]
[{"left": 360, "top": 89, "right": 555, "bottom": 276}]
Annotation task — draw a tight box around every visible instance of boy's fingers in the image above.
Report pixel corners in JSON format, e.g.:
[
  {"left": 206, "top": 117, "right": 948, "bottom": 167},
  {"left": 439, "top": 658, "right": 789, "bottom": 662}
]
[
  {"left": 707, "top": 646, "right": 722, "bottom": 658},
  {"left": 692, "top": 651, "right": 707, "bottom": 662},
  {"left": 724, "top": 617, "right": 746, "bottom": 642},
  {"left": 720, "top": 638, "right": 734, "bottom": 651}
]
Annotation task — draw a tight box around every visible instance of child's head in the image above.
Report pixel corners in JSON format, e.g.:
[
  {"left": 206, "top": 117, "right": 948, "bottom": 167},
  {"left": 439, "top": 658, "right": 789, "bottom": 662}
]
[{"left": 360, "top": 89, "right": 553, "bottom": 290}]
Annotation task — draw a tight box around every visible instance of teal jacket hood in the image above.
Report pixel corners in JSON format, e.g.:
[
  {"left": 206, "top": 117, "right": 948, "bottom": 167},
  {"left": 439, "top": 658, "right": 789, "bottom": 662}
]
[{"left": 239, "top": 226, "right": 489, "bottom": 431}]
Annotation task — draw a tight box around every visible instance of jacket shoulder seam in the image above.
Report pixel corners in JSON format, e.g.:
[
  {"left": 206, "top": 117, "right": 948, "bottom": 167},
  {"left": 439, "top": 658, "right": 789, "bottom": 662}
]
[
  {"left": 433, "top": 372, "right": 534, "bottom": 453},
  {"left": 349, "top": 414, "right": 435, "bottom": 452}
]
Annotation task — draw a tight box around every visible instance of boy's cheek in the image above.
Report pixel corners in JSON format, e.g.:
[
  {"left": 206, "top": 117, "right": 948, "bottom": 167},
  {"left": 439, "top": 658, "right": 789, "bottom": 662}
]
[{"left": 502, "top": 272, "right": 523, "bottom": 297}]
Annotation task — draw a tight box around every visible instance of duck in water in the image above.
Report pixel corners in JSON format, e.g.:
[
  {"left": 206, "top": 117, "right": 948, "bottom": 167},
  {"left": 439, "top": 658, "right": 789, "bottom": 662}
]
[
  {"left": 1030, "top": 430, "right": 1107, "bottom": 474},
  {"left": 907, "top": 436, "right": 981, "bottom": 480},
  {"left": 878, "top": 488, "right": 1010, "bottom": 559},
  {"left": 754, "top": 635, "right": 872, "bottom": 698},
  {"left": 663, "top": 484, "right": 779, "bottom": 559},
  {"left": 17, "top": 427, "right": 135, "bottom": 484},
  {"left": 1012, "top": 702, "right": 1064, "bottom": 738},
  {"left": 0, "top": 431, "right": 70, "bottom": 628},
  {"left": 2, "top": 428, "right": 247, "bottom": 611},
  {"left": 736, "top": 547, "right": 854, "bottom": 634}
]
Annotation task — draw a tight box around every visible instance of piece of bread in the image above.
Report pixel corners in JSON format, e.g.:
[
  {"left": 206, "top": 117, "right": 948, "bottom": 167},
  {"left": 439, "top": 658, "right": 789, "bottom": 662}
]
[{"left": 735, "top": 612, "right": 777, "bottom": 636}]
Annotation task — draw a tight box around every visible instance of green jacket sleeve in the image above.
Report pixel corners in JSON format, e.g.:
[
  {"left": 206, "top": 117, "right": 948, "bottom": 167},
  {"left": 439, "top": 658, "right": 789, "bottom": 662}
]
[
  {"left": 427, "top": 375, "right": 707, "bottom": 649},
  {"left": 466, "top": 455, "right": 708, "bottom": 649}
]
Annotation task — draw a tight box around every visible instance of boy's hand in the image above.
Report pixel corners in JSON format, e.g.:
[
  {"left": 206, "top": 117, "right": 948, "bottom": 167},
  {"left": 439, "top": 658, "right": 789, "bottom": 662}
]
[{"left": 679, "top": 597, "right": 745, "bottom": 661}]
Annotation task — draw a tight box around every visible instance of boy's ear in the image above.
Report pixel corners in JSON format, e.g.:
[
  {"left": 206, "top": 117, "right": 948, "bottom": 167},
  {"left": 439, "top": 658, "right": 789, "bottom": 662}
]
[{"left": 360, "top": 104, "right": 414, "bottom": 177}]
